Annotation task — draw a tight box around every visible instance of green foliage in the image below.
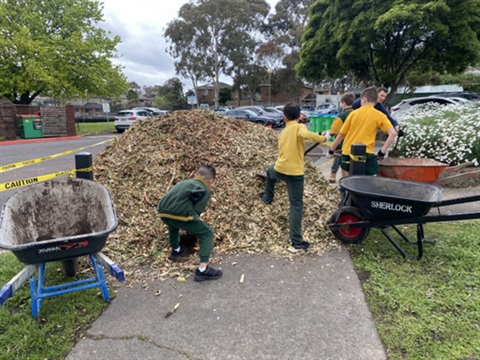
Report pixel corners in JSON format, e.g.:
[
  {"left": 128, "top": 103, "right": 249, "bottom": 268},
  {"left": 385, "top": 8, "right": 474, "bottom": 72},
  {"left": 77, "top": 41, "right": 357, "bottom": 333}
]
[
  {"left": 350, "top": 221, "right": 480, "bottom": 359},
  {"left": 396, "top": 102, "right": 480, "bottom": 165},
  {"left": 218, "top": 87, "right": 233, "bottom": 105},
  {"left": 0, "top": 0, "right": 128, "bottom": 104},
  {"left": 297, "top": 0, "right": 480, "bottom": 95},
  {"left": 164, "top": 0, "right": 270, "bottom": 106},
  {"left": 155, "top": 78, "right": 188, "bottom": 110},
  {"left": 0, "top": 253, "right": 111, "bottom": 359}
]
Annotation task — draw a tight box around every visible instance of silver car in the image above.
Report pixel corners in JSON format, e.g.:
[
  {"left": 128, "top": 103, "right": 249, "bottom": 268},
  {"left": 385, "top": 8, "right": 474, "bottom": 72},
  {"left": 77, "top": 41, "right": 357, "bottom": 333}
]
[
  {"left": 390, "top": 96, "right": 459, "bottom": 116},
  {"left": 114, "top": 109, "right": 151, "bottom": 133}
]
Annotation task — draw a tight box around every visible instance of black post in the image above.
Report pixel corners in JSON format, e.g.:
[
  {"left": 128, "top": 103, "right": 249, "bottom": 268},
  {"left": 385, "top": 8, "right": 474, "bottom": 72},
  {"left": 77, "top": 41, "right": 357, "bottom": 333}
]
[
  {"left": 75, "top": 152, "right": 93, "bottom": 180},
  {"left": 64, "top": 152, "right": 93, "bottom": 277},
  {"left": 349, "top": 144, "right": 366, "bottom": 175}
]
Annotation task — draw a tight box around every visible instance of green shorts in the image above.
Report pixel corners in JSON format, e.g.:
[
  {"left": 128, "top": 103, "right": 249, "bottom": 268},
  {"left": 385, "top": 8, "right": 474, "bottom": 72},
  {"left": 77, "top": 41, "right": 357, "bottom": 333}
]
[{"left": 340, "top": 154, "right": 379, "bottom": 175}]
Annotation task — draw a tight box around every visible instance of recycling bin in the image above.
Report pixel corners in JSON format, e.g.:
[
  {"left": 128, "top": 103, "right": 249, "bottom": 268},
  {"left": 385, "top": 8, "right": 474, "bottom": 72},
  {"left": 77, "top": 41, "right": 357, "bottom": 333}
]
[{"left": 17, "top": 115, "right": 42, "bottom": 139}]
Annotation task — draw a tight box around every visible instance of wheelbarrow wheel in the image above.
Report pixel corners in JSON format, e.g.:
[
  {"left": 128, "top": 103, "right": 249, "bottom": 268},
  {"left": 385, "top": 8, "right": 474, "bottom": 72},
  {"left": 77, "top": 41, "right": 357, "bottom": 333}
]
[
  {"left": 329, "top": 206, "right": 370, "bottom": 244},
  {"left": 63, "top": 259, "right": 77, "bottom": 277}
]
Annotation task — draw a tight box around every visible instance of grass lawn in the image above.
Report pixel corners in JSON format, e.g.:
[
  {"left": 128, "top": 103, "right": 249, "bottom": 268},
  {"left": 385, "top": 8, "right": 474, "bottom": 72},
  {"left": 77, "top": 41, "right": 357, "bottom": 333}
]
[
  {"left": 349, "top": 221, "right": 480, "bottom": 360},
  {"left": 0, "top": 253, "right": 112, "bottom": 359},
  {"left": 1, "top": 221, "right": 479, "bottom": 359},
  {"left": 75, "top": 121, "right": 117, "bottom": 135}
]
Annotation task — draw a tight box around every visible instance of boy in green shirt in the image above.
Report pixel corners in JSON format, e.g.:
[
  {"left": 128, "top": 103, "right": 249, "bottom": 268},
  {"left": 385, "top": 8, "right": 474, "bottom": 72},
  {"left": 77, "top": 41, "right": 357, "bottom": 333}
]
[
  {"left": 259, "top": 103, "right": 328, "bottom": 253},
  {"left": 157, "top": 164, "right": 222, "bottom": 281}
]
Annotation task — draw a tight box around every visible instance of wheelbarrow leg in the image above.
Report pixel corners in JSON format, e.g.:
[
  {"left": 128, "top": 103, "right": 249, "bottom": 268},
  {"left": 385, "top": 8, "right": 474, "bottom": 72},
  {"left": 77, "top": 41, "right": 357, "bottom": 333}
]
[
  {"left": 30, "top": 263, "right": 46, "bottom": 318},
  {"left": 379, "top": 224, "right": 426, "bottom": 260},
  {"left": 90, "top": 255, "right": 110, "bottom": 302}
]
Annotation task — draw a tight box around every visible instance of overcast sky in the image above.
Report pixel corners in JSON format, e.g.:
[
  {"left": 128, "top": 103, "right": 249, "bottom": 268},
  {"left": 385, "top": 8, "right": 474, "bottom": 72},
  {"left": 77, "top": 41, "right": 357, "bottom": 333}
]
[{"left": 100, "top": 0, "right": 278, "bottom": 91}]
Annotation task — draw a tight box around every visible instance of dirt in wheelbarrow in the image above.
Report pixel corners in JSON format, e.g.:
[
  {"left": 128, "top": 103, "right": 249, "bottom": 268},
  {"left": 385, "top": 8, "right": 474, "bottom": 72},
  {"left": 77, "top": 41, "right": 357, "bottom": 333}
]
[{"left": 93, "top": 111, "right": 341, "bottom": 279}]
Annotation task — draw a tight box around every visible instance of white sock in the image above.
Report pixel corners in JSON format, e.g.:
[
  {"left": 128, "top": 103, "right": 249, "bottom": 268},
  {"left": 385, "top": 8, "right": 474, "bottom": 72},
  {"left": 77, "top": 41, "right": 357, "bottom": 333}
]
[
  {"left": 174, "top": 247, "right": 181, "bottom": 252},
  {"left": 198, "top": 266, "right": 206, "bottom": 272}
]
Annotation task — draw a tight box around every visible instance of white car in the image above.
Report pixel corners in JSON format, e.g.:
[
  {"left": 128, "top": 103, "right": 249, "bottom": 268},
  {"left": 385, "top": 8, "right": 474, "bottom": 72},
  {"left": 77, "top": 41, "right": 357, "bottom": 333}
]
[
  {"left": 114, "top": 109, "right": 151, "bottom": 133},
  {"left": 314, "top": 103, "right": 338, "bottom": 114},
  {"left": 390, "top": 96, "right": 459, "bottom": 115}
]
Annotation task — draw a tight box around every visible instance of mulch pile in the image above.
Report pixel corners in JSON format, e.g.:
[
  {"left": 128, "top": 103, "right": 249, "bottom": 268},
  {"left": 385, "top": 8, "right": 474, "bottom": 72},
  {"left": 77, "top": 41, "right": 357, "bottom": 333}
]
[{"left": 93, "top": 110, "right": 341, "bottom": 280}]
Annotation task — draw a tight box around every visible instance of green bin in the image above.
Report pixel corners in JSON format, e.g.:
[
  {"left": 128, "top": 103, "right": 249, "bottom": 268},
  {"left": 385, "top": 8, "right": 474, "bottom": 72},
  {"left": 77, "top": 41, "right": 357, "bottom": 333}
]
[{"left": 17, "top": 115, "right": 42, "bottom": 139}]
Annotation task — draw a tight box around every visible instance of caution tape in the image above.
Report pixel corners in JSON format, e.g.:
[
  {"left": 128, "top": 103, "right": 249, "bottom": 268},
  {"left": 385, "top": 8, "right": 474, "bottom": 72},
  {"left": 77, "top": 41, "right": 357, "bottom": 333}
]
[
  {"left": 0, "top": 138, "right": 112, "bottom": 173},
  {"left": 349, "top": 154, "right": 367, "bottom": 162},
  {"left": 0, "top": 167, "right": 94, "bottom": 192}
]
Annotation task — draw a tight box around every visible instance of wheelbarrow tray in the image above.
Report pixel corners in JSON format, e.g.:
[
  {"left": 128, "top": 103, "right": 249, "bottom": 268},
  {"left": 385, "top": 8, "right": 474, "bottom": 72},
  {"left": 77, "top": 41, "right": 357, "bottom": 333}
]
[
  {"left": 379, "top": 157, "right": 448, "bottom": 183},
  {"left": 340, "top": 176, "right": 442, "bottom": 221},
  {"left": 0, "top": 178, "right": 117, "bottom": 264}
]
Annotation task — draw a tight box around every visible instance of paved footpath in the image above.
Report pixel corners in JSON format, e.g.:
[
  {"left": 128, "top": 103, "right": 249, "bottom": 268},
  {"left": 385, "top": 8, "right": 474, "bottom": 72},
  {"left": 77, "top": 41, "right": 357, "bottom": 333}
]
[
  {"left": 67, "top": 252, "right": 386, "bottom": 360},
  {"left": 67, "top": 146, "right": 387, "bottom": 360}
]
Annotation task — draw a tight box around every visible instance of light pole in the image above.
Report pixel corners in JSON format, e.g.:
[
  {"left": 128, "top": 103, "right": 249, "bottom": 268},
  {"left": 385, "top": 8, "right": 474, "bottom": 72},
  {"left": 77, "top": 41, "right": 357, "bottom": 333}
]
[{"left": 267, "top": 69, "right": 273, "bottom": 106}]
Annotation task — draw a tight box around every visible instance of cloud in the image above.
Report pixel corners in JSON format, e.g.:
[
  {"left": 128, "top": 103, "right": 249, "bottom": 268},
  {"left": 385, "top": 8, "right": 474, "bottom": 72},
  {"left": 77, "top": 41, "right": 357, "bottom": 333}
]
[{"left": 100, "top": 0, "right": 277, "bottom": 89}]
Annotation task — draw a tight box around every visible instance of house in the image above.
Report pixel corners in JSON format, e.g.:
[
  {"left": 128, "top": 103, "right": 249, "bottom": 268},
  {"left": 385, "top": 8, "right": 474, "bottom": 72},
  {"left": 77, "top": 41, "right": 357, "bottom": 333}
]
[{"left": 195, "top": 82, "right": 232, "bottom": 106}]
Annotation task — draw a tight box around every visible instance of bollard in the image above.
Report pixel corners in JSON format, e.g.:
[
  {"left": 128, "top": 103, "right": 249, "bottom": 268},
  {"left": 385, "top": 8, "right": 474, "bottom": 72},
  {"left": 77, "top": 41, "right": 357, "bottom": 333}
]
[
  {"left": 75, "top": 152, "right": 93, "bottom": 180},
  {"left": 349, "top": 144, "right": 366, "bottom": 175},
  {"left": 64, "top": 152, "right": 93, "bottom": 277}
]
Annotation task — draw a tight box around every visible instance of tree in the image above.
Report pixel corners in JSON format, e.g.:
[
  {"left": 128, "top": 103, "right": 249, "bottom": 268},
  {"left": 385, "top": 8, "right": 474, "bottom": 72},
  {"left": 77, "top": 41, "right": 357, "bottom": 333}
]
[
  {"left": 0, "top": 0, "right": 128, "bottom": 104},
  {"left": 297, "top": 0, "right": 480, "bottom": 97},
  {"left": 164, "top": 0, "right": 270, "bottom": 108},
  {"left": 218, "top": 87, "right": 232, "bottom": 105},
  {"left": 156, "top": 78, "right": 188, "bottom": 110}
]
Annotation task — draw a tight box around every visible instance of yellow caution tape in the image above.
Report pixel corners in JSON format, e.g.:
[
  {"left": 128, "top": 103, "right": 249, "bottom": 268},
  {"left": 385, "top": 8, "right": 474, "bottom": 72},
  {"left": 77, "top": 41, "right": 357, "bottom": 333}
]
[
  {"left": 0, "top": 167, "right": 95, "bottom": 192},
  {"left": 0, "top": 171, "right": 72, "bottom": 192},
  {"left": 0, "top": 138, "right": 112, "bottom": 173},
  {"left": 349, "top": 154, "right": 366, "bottom": 162}
]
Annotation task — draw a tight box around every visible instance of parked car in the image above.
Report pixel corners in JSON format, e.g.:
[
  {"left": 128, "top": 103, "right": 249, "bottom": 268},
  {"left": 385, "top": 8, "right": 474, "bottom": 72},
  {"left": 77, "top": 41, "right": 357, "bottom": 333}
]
[
  {"left": 314, "top": 103, "right": 338, "bottom": 114},
  {"left": 274, "top": 105, "right": 309, "bottom": 124},
  {"left": 390, "top": 96, "right": 460, "bottom": 115},
  {"left": 236, "top": 106, "right": 284, "bottom": 121},
  {"left": 114, "top": 109, "right": 151, "bottom": 133},
  {"left": 439, "top": 91, "right": 480, "bottom": 101},
  {"left": 300, "top": 105, "right": 315, "bottom": 113},
  {"left": 132, "top": 107, "right": 168, "bottom": 116},
  {"left": 224, "top": 109, "right": 284, "bottom": 128}
]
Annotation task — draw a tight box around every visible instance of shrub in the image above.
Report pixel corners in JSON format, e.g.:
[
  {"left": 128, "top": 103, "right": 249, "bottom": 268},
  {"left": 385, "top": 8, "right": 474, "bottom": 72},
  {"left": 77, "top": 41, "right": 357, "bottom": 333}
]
[{"left": 396, "top": 103, "right": 480, "bottom": 166}]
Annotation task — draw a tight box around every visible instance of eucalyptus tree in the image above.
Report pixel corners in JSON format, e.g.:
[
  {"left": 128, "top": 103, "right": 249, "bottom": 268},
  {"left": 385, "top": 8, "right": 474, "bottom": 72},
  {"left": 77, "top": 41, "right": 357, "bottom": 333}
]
[
  {"left": 164, "top": 0, "right": 270, "bottom": 108},
  {"left": 297, "top": 0, "right": 480, "bottom": 97},
  {"left": 0, "top": 0, "right": 127, "bottom": 104}
]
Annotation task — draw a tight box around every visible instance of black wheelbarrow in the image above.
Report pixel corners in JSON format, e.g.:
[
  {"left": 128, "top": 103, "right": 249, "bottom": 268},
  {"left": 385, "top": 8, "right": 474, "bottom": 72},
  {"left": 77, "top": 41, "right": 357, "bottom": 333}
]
[
  {"left": 0, "top": 178, "right": 124, "bottom": 317},
  {"left": 326, "top": 176, "right": 480, "bottom": 260}
]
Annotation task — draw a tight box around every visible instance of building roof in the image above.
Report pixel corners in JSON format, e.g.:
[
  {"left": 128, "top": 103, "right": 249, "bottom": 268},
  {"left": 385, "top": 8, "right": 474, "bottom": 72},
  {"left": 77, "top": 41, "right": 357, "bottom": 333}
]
[{"left": 196, "top": 82, "right": 232, "bottom": 90}]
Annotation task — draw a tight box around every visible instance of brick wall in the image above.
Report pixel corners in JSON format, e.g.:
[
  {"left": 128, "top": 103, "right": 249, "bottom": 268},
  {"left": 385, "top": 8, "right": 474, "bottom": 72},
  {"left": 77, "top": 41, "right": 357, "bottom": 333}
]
[{"left": 0, "top": 100, "right": 17, "bottom": 140}]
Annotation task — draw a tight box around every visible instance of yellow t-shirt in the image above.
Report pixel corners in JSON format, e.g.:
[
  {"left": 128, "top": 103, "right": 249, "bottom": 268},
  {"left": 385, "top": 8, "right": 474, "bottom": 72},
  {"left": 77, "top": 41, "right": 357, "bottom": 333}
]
[
  {"left": 340, "top": 105, "right": 392, "bottom": 155},
  {"left": 274, "top": 121, "right": 326, "bottom": 175}
]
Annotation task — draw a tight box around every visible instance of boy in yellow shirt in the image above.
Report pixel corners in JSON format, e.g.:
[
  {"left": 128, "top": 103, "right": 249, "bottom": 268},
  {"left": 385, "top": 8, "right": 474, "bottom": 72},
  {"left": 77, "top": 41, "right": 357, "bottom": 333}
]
[
  {"left": 328, "top": 87, "right": 396, "bottom": 176},
  {"left": 259, "top": 103, "right": 328, "bottom": 253}
]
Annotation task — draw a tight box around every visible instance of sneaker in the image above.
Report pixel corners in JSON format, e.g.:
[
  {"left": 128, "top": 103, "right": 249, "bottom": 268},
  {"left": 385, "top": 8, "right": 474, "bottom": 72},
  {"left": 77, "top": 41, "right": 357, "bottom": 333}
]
[
  {"left": 329, "top": 173, "right": 337, "bottom": 184},
  {"left": 168, "top": 247, "right": 190, "bottom": 261},
  {"left": 194, "top": 266, "right": 223, "bottom": 282},
  {"left": 287, "top": 241, "right": 310, "bottom": 253},
  {"left": 259, "top": 192, "right": 272, "bottom": 205}
]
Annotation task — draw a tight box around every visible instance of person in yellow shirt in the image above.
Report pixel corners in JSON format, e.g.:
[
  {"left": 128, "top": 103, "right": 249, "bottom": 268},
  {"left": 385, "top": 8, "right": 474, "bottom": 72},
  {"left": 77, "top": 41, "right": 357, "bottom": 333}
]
[
  {"left": 328, "top": 87, "right": 397, "bottom": 177},
  {"left": 325, "top": 92, "right": 355, "bottom": 183},
  {"left": 259, "top": 103, "right": 328, "bottom": 253}
]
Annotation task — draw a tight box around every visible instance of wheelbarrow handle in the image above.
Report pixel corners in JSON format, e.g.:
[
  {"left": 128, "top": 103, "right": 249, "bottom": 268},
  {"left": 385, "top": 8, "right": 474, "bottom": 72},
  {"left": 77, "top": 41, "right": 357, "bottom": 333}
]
[
  {"left": 93, "top": 252, "right": 125, "bottom": 282},
  {"left": 0, "top": 265, "right": 37, "bottom": 307}
]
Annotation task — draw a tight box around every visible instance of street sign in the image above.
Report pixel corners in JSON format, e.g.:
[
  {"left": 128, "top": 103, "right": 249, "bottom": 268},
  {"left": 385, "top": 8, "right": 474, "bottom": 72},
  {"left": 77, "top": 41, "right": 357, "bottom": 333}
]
[
  {"left": 187, "top": 96, "right": 197, "bottom": 105},
  {"left": 102, "top": 102, "right": 110, "bottom": 113}
]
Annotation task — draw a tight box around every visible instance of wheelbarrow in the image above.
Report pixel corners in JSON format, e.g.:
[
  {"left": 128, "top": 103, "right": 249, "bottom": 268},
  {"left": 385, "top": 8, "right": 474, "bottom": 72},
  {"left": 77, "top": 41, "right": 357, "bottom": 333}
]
[
  {"left": 0, "top": 178, "right": 124, "bottom": 317},
  {"left": 378, "top": 157, "right": 448, "bottom": 183},
  {"left": 326, "top": 176, "right": 480, "bottom": 260}
]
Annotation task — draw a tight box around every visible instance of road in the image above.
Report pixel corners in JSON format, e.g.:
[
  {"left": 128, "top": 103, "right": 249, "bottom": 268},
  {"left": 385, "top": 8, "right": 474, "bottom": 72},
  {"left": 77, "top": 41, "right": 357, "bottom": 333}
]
[{"left": 0, "top": 135, "right": 117, "bottom": 207}]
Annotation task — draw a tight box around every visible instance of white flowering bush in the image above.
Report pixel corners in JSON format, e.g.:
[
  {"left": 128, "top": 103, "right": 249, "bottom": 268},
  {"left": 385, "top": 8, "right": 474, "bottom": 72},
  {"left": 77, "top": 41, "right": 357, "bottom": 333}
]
[{"left": 395, "top": 102, "right": 480, "bottom": 166}]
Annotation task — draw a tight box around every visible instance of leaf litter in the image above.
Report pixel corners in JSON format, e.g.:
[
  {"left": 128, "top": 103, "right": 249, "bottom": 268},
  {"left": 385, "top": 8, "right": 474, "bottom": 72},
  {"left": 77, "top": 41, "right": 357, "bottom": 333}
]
[{"left": 93, "top": 110, "right": 341, "bottom": 281}]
